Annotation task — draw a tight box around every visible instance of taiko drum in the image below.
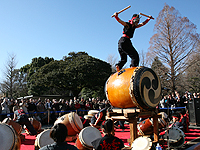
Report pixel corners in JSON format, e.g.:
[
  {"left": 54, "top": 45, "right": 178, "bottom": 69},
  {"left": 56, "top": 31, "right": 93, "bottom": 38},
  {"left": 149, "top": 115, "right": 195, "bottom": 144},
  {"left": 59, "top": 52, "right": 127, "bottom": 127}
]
[
  {"left": 105, "top": 67, "right": 161, "bottom": 110},
  {"left": 54, "top": 112, "right": 83, "bottom": 136},
  {"left": 0, "top": 123, "right": 21, "bottom": 150},
  {"left": 2, "top": 118, "right": 22, "bottom": 135}
]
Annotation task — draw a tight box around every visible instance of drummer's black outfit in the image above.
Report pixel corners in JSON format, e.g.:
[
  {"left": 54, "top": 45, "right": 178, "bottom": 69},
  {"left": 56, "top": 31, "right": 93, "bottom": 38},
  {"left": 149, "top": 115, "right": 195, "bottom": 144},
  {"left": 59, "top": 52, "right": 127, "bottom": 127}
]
[
  {"left": 92, "top": 134, "right": 124, "bottom": 150},
  {"left": 14, "top": 109, "right": 37, "bottom": 135},
  {"left": 116, "top": 22, "right": 139, "bottom": 69}
]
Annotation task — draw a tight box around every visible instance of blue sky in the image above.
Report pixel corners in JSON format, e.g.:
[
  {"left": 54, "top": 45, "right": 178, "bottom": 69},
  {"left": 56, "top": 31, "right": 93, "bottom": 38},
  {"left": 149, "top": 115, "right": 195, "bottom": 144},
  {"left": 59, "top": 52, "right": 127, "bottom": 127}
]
[{"left": 0, "top": 0, "right": 200, "bottom": 81}]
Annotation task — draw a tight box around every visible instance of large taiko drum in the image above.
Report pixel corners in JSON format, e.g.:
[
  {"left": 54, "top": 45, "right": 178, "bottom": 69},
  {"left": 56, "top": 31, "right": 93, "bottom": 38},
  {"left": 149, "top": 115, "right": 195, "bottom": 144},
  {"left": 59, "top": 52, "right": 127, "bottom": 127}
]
[
  {"left": 54, "top": 112, "right": 83, "bottom": 136},
  {"left": 163, "top": 127, "right": 185, "bottom": 148},
  {"left": 75, "top": 126, "right": 102, "bottom": 150},
  {"left": 131, "top": 136, "right": 152, "bottom": 150},
  {"left": 137, "top": 118, "right": 154, "bottom": 135},
  {"left": 34, "top": 129, "right": 54, "bottom": 150},
  {"left": 105, "top": 67, "right": 161, "bottom": 110},
  {"left": 0, "top": 123, "right": 21, "bottom": 150},
  {"left": 2, "top": 118, "right": 22, "bottom": 135}
]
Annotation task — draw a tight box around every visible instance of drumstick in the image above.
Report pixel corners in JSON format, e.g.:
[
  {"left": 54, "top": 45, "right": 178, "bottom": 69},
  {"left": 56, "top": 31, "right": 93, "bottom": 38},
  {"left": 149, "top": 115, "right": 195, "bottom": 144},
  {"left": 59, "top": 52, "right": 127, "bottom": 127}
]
[
  {"left": 139, "top": 13, "right": 154, "bottom": 19},
  {"left": 111, "top": 5, "right": 131, "bottom": 18}
]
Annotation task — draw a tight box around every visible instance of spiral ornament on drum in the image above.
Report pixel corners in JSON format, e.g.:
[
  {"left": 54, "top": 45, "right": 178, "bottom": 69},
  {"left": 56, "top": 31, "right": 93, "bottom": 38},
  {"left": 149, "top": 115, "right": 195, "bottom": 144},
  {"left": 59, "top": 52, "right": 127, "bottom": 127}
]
[
  {"left": 130, "top": 67, "right": 162, "bottom": 110},
  {"left": 105, "top": 66, "right": 162, "bottom": 110}
]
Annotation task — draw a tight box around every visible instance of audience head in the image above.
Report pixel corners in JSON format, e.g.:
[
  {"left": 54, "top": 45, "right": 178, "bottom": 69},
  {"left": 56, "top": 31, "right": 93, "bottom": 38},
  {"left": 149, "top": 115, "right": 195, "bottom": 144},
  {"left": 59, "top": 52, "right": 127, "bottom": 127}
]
[
  {"left": 101, "top": 119, "right": 114, "bottom": 135},
  {"left": 50, "top": 123, "right": 68, "bottom": 143}
]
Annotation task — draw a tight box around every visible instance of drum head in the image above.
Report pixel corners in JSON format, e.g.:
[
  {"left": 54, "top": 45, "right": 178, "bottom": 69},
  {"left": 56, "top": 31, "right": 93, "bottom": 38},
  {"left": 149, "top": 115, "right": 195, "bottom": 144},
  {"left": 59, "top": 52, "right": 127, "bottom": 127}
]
[
  {"left": 79, "top": 126, "right": 102, "bottom": 148},
  {"left": 70, "top": 112, "right": 83, "bottom": 132},
  {"left": 0, "top": 123, "right": 17, "bottom": 150},
  {"left": 130, "top": 67, "right": 162, "bottom": 110},
  {"left": 36, "top": 129, "right": 54, "bottom": 148},
  {"left": 131, "top": 136, "right": 152, "bottom": 150},
  {"left": 164, "top": 127, "right": 185, "bottom": 143}
]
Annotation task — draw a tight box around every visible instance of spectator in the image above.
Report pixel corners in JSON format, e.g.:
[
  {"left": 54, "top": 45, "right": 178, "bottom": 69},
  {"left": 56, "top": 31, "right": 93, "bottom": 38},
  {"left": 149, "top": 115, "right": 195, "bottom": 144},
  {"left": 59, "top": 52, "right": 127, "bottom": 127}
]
[
  {"left": 45, "top": 99, "right": 52, "bottom": 110},
  {"left": 28, "top": 98, "right": 37, "bottom": 117},
  {"left": 39, "top": 123, "right": 78, "bottom": 150},
  {"left": 37, "top": 100, "right": 47, "bottom": 124},
  {"left": 1, "top": 97, "right": 11, "bottom": 120}
]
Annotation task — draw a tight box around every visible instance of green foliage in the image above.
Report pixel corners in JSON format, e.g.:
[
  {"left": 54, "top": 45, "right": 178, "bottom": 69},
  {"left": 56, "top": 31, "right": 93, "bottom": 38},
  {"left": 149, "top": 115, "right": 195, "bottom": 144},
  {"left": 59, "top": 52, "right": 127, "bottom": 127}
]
[{"left": 27, "top": 52, "right": 112, "bottom": 97}]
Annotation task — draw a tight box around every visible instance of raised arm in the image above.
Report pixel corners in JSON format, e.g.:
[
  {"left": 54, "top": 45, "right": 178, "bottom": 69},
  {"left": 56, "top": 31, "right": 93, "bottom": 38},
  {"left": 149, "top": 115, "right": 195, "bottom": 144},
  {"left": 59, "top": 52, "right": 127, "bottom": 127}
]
[
  {"left": 114, "top": 12, "right": 128, "bottom": 27},
  {"left": 136, "top": 16, "right": 153, "bottom": 28}
]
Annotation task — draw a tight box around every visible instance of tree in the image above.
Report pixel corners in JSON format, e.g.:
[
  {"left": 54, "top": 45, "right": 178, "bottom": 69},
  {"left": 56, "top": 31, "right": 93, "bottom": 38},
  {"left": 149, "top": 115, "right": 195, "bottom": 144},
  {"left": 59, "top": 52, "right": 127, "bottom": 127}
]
[
  {"left": 28, "top": 52, "right": 112, "bottom": 97},
  {"left": 148, "top": 4, "right": 200, "bottom": 93},
  {"left": 0, "top": 53, "right": 18, "bottom": 98},
  {"left": 106, "top": 54, "right": 118, "bottom": 72},
  {"left": 151, "top": 56, "right": 170, "bottom": 90}
]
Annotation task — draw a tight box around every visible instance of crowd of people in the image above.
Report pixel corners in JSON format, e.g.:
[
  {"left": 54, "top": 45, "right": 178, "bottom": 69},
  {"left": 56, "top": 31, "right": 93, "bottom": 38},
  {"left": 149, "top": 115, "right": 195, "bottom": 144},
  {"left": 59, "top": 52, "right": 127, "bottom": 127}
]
[
  {"left": 0, "top": 96, "right": 111, "bottom": 125},
  {"left": 159, "top": 91, "right": 200, "bottom": 108}
]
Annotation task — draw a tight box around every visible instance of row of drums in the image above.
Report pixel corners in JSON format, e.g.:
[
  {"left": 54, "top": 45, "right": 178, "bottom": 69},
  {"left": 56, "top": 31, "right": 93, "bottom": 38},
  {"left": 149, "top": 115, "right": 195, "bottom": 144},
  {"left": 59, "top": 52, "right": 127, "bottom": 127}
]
[
  {"left": 0, "top": 110, "right": 185, "bottom": 150},
  {"left": 0, "top": 110, "right": 99, "bottom": 150},
  {"left": 0, "top": 117, "right": 42, "bottom": 150},
  {"left": 35, "top": 111, "right": 102, "bottom": 150}
]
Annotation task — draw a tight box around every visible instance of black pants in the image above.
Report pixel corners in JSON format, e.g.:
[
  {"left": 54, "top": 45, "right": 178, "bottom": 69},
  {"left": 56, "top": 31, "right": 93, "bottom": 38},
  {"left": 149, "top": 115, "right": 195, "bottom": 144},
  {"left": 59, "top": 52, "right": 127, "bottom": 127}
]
[
  {"left": 116, "top": 37, "right": 139, "bottom": 69},
  {"left": 16, "top": 115, "right": 37, "bottom": 135}
]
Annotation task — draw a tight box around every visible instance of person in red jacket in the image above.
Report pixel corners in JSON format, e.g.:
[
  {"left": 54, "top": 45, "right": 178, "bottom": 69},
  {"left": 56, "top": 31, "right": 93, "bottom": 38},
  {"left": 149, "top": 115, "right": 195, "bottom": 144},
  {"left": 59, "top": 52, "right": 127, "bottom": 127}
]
[{"left": 113, "top": 12, "right": 153, "bottom": 71}]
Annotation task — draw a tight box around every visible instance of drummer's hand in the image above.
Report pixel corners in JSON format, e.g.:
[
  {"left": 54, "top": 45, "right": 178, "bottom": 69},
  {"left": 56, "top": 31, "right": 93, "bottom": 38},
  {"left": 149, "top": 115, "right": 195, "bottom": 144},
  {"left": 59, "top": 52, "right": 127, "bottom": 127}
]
[
  {"left": 149, "top": 15, "right": 153, "bottom": 19},
  {"left": 113, "top": 12, "right": 118, "bottom": 17}
]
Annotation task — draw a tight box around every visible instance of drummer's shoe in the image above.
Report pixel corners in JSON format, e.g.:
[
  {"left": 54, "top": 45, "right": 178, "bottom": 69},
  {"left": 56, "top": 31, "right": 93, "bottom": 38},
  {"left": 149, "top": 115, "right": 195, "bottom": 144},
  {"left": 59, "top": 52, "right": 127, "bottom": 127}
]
[{"left": 116, "top": 65, "right": 120, "bottom": 71}]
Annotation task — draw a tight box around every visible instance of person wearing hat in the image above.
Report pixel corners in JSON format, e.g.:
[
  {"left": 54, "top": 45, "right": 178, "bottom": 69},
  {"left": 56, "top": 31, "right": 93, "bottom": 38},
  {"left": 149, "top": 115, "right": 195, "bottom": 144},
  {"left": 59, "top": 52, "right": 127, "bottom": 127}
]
[
  {"left": 91, "top": 119, "right": 124, "bottom": 150},
  {"left": 113, "top": 12, "right": 153, "bottom": 71},
  {"left": 13, "top": 103, "right": 37, "bottom": 135},
  {"left": 39, "top": 123, "right": 78, "bottom": 150}
]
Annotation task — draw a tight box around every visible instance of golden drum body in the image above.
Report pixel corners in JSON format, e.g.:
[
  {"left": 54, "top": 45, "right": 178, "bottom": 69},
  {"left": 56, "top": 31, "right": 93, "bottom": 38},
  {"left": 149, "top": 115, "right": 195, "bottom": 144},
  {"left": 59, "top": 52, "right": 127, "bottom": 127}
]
[{"left": 105, "top": 67, "right": 161, "bottom": 110}]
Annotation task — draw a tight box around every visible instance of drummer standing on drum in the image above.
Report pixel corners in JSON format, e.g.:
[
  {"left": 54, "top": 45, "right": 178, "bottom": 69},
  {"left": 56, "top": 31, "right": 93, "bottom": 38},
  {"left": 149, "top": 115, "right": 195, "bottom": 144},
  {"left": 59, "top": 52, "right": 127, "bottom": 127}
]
[
  {"left": 13, "top": 103, "right": 37, "bottom": 135},
  {"left": 113, "top": 12, "right": 153, "bottom": 71}
]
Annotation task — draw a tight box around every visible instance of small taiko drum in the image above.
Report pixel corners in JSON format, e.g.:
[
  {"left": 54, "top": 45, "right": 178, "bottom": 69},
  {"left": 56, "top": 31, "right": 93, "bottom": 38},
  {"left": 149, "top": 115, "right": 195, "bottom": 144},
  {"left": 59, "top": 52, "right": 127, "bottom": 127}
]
[
  {"left": 131, "top": 136, "right": 152, "bottom": 150},
  {"left": 163, "top": 127, "right": 185, "bottom": 148},
  {"left": 105, "top": 67, "right": 161, "bottom": 110},
  {"left": 75, "top": 126, "right": 102, "bottom": 150},
  {"left": 0, "top": 123, "right": 21, "bottom": 150},
  {"left": 2, "top": 118, "right": 22, "bottom": 135},
  {"left": 137, "top": 118, "right": 154, "bottom": 135},
  {"left": 24, "top": 118, "right": 42, "bottom": 134},
  {"left": 34, "top": 129, "right": 54, "bottom": 150},
  {"left": 54, "top": 112, "right": 83, "bottom": 136}
]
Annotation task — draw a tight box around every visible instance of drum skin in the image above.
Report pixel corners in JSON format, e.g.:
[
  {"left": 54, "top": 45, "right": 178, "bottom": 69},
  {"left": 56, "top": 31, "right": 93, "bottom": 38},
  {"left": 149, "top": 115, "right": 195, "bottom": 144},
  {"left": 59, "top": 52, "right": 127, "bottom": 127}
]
[
  {"left": 2, "top": 118, "right": 22, "bottom": 135},
  {"left": 105, "top": 67, "right": 161, "bottom": 110},
  {"left": 34, "top": 129, "right": 54, "bottom": 150},
  {"left": 54, "top": 112, "right": 83, "bottom": 136},
  {"left": 75, "top": 126, "right": 102, "bottom": 150},
  {"left": 0, "top": 123, "right": 21, "bottom": 150}
]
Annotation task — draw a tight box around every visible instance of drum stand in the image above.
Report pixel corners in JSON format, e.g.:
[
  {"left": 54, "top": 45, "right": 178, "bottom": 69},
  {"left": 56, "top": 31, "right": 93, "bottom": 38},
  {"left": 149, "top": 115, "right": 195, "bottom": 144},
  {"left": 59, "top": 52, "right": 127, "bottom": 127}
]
[{"left": 107, "top": 108, "right": 162, "bottom": 148}]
